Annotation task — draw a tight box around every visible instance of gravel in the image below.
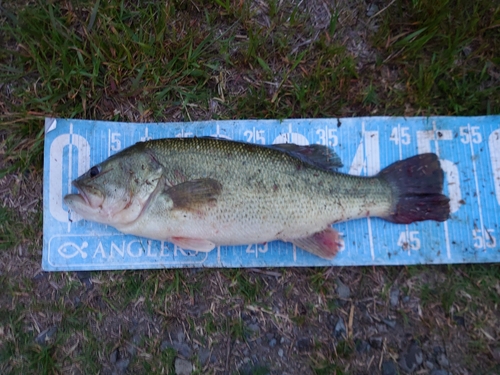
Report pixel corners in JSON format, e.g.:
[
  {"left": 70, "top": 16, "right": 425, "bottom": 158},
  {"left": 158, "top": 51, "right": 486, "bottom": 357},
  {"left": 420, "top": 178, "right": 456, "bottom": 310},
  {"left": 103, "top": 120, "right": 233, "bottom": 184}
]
[
  {"left": 390, "top": 287, "right": 400, "bottom": 307},
  {"left": 399, "top": 341, "right": 423, "bottom": 373},
  {"left": 334, "top": 317, "right": 347, "bottom": 338},
  {"left": 430, "top": 371, "right": 450, "bottom": 375},
  {"left": 161, "top": 340, "right": 193, "bottom": 358},
  {"left": 175, "top": 358, "right": 193, "bottom": 375},
  {"left": 381, "top": 360, "right": 397, "bottom": 375},
  {"left": 335, "top": 278, "right": 351, "bottom": 300},
  {"left": 436, "top": 353, "right": 450, "bottom": 368},
  {"left": 34, "top": 326, "right": 58, "bottom": 345}
]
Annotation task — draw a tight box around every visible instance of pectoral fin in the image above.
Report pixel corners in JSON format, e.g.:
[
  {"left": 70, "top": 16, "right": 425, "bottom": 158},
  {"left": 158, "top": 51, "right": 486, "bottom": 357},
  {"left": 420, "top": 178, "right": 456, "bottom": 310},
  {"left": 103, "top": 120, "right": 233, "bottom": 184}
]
[
  {"left": 166, "top": 178, "right": 222, "bottom": 210},
  {"left": 290, "top": 228, "right": 342, "bottom": 259},
  {"left": 170, "top": 237, "right": 216, "bottom": 252}
]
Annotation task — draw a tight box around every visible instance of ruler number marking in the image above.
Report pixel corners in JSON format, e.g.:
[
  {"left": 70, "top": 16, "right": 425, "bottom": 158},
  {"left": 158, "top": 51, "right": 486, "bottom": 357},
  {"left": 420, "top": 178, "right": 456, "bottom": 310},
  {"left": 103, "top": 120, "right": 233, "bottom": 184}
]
[
  {"left": 460, "top": 126, "right": 482, "bottom": 144},
  {"left": 390, "top": 126, "right": 410, "bottom": 145},
  {"left": 472, "top": 228, "right": 496, "bottom": 249}
]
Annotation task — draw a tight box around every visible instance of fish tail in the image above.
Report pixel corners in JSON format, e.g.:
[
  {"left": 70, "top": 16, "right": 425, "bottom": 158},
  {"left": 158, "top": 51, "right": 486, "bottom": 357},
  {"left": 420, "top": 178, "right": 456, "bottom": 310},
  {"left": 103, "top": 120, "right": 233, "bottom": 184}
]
[{"left": 378, "top": 153, "right": 450, "bottom": 224}]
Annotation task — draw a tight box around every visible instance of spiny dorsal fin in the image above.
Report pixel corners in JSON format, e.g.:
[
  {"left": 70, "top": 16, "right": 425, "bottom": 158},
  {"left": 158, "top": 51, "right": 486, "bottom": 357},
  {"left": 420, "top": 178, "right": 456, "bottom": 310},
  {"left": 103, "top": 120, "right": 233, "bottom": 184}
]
[{"left": 270, "top": 143, "right": 343, "bottom": 170}]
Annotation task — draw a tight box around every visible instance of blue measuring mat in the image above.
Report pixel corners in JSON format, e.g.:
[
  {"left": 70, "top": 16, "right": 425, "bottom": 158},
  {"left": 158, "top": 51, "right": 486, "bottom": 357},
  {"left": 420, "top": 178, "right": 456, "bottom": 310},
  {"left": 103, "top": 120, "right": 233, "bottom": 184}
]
[{"left": 42, "top": 116, "right": 500, "bottom": 271}]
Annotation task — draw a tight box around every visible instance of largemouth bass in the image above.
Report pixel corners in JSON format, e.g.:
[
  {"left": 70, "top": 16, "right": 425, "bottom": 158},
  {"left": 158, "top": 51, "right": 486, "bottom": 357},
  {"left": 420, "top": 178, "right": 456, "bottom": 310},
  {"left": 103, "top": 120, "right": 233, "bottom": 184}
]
[{"left": 63, "top": 137, "right": 450, "bottom": 259}]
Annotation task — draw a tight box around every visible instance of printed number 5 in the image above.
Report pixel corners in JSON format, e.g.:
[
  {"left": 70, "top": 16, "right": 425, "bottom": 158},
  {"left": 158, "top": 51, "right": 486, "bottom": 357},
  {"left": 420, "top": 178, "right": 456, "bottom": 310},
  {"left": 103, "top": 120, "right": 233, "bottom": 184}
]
[{"left": 111, "top": 132, "right": 121, "bottom": 151}]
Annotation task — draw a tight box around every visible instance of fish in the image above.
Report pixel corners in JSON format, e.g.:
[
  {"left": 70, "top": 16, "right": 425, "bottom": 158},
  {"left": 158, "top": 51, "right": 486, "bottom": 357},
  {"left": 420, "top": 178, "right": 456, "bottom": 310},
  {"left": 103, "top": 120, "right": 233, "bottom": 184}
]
[{"left": 63, "top": 137, "right": 450, "bottom": 259}]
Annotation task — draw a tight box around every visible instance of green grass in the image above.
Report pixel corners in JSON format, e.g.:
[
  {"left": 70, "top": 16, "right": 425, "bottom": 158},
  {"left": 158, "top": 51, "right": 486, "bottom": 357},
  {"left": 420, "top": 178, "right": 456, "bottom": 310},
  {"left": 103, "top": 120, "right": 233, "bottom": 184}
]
[
  {"left": 1, "top": 0, "right": 500, "bottom": 374},
  {"left": 372, "top": 0, "right": 500, "bottom": 115}
]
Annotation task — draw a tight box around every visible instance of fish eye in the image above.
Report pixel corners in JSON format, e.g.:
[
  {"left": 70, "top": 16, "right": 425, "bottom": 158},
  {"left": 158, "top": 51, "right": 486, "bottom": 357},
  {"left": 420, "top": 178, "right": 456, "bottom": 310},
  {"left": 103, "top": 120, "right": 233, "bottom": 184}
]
[{"left": 89, "top": 166, "right": 101, "bottom": 178}]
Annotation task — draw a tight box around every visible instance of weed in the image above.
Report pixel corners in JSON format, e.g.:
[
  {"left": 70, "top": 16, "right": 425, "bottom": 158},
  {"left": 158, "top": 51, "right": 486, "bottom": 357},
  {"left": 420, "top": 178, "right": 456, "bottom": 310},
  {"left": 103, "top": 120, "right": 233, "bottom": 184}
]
[
  {"left": 228, "top": 270, "right": 262, "bottom": 303},
  {"left": 28, "top": 344, "right": 59, "bottom": 375},
  {"left": 229, "top": 317, "right": 246, "bottom": 341}
]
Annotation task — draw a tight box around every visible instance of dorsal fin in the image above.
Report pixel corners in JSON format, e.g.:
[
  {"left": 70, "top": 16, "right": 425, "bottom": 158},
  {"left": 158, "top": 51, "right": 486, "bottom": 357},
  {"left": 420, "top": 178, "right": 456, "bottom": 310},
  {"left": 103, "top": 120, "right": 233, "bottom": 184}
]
[{"left": 270, "top": 143, "right": 343, "bottom": 170}]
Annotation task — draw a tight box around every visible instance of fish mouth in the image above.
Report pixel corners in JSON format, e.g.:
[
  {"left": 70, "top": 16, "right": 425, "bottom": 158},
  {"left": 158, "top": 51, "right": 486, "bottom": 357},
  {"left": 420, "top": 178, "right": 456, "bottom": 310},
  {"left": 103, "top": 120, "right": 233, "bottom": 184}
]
[{"left": 71, "top": 180, "right": 90, "bottom": 207}]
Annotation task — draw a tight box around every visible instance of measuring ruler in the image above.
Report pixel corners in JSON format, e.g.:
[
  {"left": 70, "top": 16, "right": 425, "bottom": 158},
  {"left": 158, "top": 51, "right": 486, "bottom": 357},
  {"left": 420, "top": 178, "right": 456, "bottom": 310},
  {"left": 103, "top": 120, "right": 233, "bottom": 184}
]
[{"left": 42, "top": 116, "right": 500, "bottom": 271}]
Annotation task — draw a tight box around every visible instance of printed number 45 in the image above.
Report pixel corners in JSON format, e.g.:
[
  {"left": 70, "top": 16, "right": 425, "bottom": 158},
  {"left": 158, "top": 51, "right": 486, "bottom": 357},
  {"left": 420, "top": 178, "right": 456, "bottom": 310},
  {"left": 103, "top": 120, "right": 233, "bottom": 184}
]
[
  {"left": 390, "top": 127, "right": 410, "bottom": 145},
  {"left": 397, "top": 231, "right": 420, "bottom": 251}
]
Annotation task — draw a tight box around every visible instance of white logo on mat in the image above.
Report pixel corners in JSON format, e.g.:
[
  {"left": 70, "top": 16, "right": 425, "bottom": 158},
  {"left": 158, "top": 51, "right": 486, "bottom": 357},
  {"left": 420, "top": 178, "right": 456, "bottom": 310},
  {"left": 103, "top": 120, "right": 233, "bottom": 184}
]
[{"left": 57, "top": 241, "right": 88, "bottom": 259}]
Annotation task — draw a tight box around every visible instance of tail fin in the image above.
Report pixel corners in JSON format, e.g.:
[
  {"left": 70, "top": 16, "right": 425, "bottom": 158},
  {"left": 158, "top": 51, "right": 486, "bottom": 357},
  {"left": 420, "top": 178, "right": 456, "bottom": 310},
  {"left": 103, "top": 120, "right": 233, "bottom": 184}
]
[{"left": 378, "top": 153, "right": 450, "bottom": 224}]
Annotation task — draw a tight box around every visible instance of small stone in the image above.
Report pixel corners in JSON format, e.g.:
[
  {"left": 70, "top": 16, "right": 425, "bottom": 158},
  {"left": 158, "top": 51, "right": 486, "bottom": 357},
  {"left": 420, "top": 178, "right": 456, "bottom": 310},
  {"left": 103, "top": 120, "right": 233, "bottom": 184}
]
[
  {"left": 390, "top": 288, "right": 400, "bottom": 307},
  {"left": 35, "top": 326, "right": 58, "bottom": 345},
  {"left": 366, "top": 3, "right": 379, "bottom": 17},
  {"left": 76, "top": 271, "right": 93, "bottom": 289},
  {"left": 335, "top": 278, "right": 351, "bottom": 299},
  {"left": 368, "top": 336, "right": 383, "bottom": 350},
  {"left": 247, "top": 323, "right": 260, "bottom": 333},
  {"left": 32, "top": 272, "right": 46, "bottom": 281},
  {"left": 452, "top": 315, "right": 465, "bottom": 326},
  {"left": 110, "top": 349, "right": 118, "bottom": 364},
  {"left": 402, "top": 296, "right": 410, "bottom": 304},
  {"left": 127, "top": 334, "right": 141, "bottom": 356},
  {"left": 269, "top": 338, "right": 277, "bottom": 348},
  {"left": 436, "top": 353, "right": 449, "bottom": 368},
  {"left": 175, "top": 358, "right": 193, "bottom": 375},
  {"left": 425, "top": 361, "right": 435, "bottom": 370},
  {"left": 296, "top": 338, "right": 312, "bottom": 352},
  {"left": 116, "top": 358, "right": 130, "bottom": 372},
  {"left": 278, "top": 348, "right": 284, "bottom": 357},
  {"left": 177, "top": 332, "right": 185, "bottom": 343},
  {"left": 76, "top": 270, "right": 91, "bottom": 281},
  {"left": 430, "top": 370, "right": 449, "bottom": 375},
  {"left": 381, "top": 360, "right": 397, "bottom": 375},
  {"left": 355, "top": 339, "right": 370, "bottom": 353},
  {"left": 433, "top": 346, "right": 443, "bottom": 355},
  {"left": 399, "top": 341, "right": 423, "bottom": 373},
  {"left": 265, "top": 333, "right": 274, "bottom": 340},
  {"left": 334, "top": 317, "right": 347, "bottom": 339},
  {"left": 280, "top": 337, "right": 285, "bottom": 344},
  {"left": 491, "top": 347, "right": 500, "bottom": 363},
  {"left": 198, "top": 347, "right": 211, "bottom": 365},
  {"left": 161, "top": 340, "right": 193, "bottom": 358},
  {"left": 73, "top": 296, "right": 81, "bottom": 308},
  {"left": 383, "top": 318, "right": 396, "bottom": 329},
  {"left": 376, "top": 323, "right": 388, "bottom": 333}
]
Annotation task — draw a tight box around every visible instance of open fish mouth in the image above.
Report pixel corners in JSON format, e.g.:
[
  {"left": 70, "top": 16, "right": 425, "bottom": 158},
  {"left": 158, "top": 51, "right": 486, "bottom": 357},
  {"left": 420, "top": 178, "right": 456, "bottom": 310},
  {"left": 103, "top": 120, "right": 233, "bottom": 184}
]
[{"left": 71, "top": 181, "right": 90, "bottom": 207}]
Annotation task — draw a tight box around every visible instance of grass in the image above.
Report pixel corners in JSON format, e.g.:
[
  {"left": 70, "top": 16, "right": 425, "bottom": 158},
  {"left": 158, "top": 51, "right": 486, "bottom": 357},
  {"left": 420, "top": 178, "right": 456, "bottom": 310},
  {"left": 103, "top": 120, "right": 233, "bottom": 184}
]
[
  {"left": 372, "top": 0, "right": 500, "bottom": 115},
  {"left": 1, "top": 0, "right": 500, "bottom": 374}
]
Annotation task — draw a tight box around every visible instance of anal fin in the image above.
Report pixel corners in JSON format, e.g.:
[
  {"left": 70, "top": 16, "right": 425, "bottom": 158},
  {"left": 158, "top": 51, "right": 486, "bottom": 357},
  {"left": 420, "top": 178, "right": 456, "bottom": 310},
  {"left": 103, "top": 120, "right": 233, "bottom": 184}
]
[
  {"left": 290, "top": 228, "right": 342, "bottom": 259},
  {"left": 170, "top": 237, "right": 216, "bottom": 252}
]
